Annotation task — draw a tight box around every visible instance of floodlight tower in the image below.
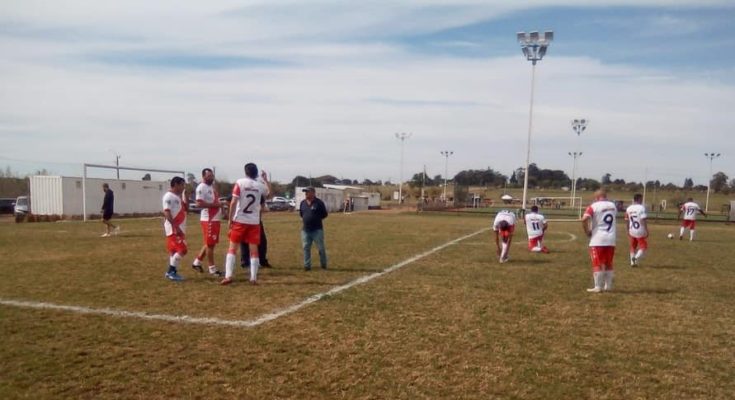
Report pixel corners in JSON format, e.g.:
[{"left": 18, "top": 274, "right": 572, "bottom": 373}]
[
  {"left": 568, "top": 151, "right": 583, "bottom": 206},
  {"left": 570, "top": 118, "right": 587, "bottom": 207},
  {"left": 517, "top": 30, "right": 553, "bottom": 212},
  {"left": 440, "top": 150, "right": 454, "bottom": 202},
  {"left": 704, "top": 152, "right": 721, "bottom": 212},
  {"left": 395, "top": 132, "right": 412, "bottom": 204}
]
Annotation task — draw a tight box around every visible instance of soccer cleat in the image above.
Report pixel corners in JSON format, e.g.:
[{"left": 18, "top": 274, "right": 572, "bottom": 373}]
[
  {"left": 249, "top": 279, "right": 258, "bottom": 285},
  {"left": 113, "top": 226, "right": 121, "bottom": 235},
  {"left": 586, "top": 287, "right": 602, "bottom": 293},
  {"left": 261, "top": 262, "right": 272, "bottom": 268},
  {"left": 101, "top": 233, "right": 110, "bottom": 237},
  {"left": 304, "top": 267, "right": 311, "bottom": 271},
  {"left": 165, "top": 271, "right": 184, "bottom": 281},
  {"left": 209, "top": 268, "right": 223, "bottom": 277},
  {"left": 191, "top": 264, "right": 204, "bottom": 273},
  {"left": 321, "top": 265, "right": 327, "bottom": 270},
  {"left": 220, "top": 277, "right": 233, "bottom": 285},
  {"left": 630, "top": 257, "right": 637, "bottom": 267}
]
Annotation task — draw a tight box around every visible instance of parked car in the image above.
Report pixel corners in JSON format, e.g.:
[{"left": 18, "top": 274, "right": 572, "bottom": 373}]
[
  {"left": 0, "top": 198, "right": 16, "bottom": 214},
  {"left": 266, "top": 199, "right": 292, "bottom": 211},
  {"left": 14, "top": 196, "right": 29, "bottom": 216}
]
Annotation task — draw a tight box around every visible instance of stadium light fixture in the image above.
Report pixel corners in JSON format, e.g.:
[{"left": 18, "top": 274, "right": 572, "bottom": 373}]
[
  {"left": 440, "top": 150, "right": 454, "bottom": 202},
  {"left": 395, "top": 132, "right": 412, "bottom": 205},
  {"left": 704, "top": 152, "right": 721, "bottom": 212},
  {"left": 517, "top": 30, "right": 553, "bottom": 212},
  {"left": 569, "top": 118, "right": 588, "bottom": 207}
]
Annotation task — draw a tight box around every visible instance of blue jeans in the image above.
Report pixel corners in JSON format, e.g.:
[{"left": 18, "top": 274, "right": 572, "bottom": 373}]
[{"left": 301, "top": 229, "right": 327, "bottom": 269}]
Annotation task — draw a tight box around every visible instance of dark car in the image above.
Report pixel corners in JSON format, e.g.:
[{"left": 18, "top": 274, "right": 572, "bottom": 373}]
[{"left": 0, "top": 198, "right": 16, "bottom": 214}]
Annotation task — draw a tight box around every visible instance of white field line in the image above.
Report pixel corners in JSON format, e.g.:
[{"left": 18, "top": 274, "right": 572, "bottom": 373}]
[{"left": 0, "top": 227, "right": 490, "bottom": 329}]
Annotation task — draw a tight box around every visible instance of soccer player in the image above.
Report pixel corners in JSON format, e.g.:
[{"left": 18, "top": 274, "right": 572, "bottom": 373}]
[
  {"left": 162, "top": 176, "right": 188, "bottom": 282},
  {"left": 581, "top": 189, "right": 617, "bottom": 293},
  {"left": 221, "top": 163, "right": 271, "bottom": 285},
  {"left": 100, "top": 183, "right": 119, "bottom": 237},
  {"left": 524, "top": 205, "right": 549, "bottom": 253},
  {"left": 493, "top": 209, "right": 517, "bottom": 263},
  {"left": 191, "top": 168, "right": 224, "bottom": 277},
  {"left": 625, "top": 193, "right": 648, "bottom": 266},
  {"left": 677, "top": 197, "right": 706, "bottom": 241}
]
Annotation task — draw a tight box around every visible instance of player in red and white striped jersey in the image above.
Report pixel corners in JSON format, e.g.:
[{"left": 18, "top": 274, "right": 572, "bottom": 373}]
[{"left": 162, "top": 176, "right": 188, "bottom": 282}]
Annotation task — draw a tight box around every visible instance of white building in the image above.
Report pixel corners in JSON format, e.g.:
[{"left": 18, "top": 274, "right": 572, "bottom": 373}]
[{"left": 30, "top": 175, "right": 168, "bottom": 218}]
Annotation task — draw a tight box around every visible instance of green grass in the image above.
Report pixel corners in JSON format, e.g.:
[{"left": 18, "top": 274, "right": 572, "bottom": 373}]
[{"left": 1, "top": 212, "right": 734, "bottom": 399}]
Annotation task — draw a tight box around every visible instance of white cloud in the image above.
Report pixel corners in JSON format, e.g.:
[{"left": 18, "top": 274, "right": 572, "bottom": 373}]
[{"left": 1, "top": 0, "right": 733, "bottom": 185}]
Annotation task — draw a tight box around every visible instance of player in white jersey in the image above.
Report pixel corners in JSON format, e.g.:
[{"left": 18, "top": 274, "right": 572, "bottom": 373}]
[
  {"left": 524, "top": 205, "right": 549, "bottom": 253},
  {"left": 581, "top": 189, "right": 617, "bottom": 293},
  {"left": 492, "top": 210, "right": 517, "bottom": 263},
  {"left": 677, "top": 197, "right": 706, "bottom": 241},
  {"left": 625, "top": 193, "right": 648, "bottom": 266},
  {"left": 191, "top": 168, "right": 224, "bottom": 277},
  {"left": 221, "top": 163, "right": 271, "bottom": 285},
  {"left": 162, "top": 177, "right": 188, "bottom": 282}
]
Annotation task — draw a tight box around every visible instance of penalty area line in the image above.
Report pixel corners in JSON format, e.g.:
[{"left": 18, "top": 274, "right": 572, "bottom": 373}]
[{"left": 0, "top": 227, "right": 490, "bottom": 329}]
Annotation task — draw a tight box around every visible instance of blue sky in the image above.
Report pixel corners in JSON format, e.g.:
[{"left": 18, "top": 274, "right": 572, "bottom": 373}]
[{"left": 1, "top": 0, "right": 733, "bottom": 188}]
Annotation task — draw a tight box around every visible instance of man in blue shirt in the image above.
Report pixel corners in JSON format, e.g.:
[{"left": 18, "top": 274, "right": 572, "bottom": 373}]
[{"left": 299, "top": 187, "right": 328, "bottom": 271}]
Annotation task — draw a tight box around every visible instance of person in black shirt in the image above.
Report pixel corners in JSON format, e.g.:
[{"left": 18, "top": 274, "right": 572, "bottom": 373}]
[
  {"left": 241, "top": 197, "right": 272, "bottom": 269},
  {"left": 101, "top": 183, "right": 119, "bottom": 237},
  {"left": 299, "top": 187, "right": 328, "bottom": 270}
]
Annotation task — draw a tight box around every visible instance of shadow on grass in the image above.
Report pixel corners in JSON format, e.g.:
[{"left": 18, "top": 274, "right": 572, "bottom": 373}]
[
  {"left": 611, "top": 288, "right": 679, "bottom": 295},
  {"left": 650, "top": 264, "right": 688, "bottom": 270}
]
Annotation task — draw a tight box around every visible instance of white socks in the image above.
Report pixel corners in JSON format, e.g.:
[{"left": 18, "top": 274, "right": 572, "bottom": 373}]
[
  {"left": 192, "top": 257, "right": 202, "bottom": 267},
  {"left": 603, "top": 270, "right": 614, "bottom": 291},
  {"left": 690, "top": 230, "right": 695, "bottom": 241},
  {"left": 634, "top": 249, "right": 645, "bottom": 261},
  {"left": 225, "top": 253, "right": 235, "bottom": 279},
  {"left": 250, "top": 257, "right": 259, "bottom": 282},
  {"left": 501, "top": 242, "right": 508, "bottom": 259},
  {"left": 169, "top": 253, "right": 182, "bottom": 268}
]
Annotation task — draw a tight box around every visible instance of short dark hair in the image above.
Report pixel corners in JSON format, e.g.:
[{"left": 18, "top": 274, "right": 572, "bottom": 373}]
[
  {"left": 170, "top": 176, "right": 185, "bottom": 187},
  {"left": 633, "top": 193, "right": 643, "bottom": 202},
  {"left": 244, "top": 163, "right": 258, "bottom": 179},
  {"left": 530, "top": 205, "right": 539, "bottom": 212},
  {"left": 201, "top": 168, "right": 213, "bottom": 176},
  {"left": 102, "top": 183, "right": 109, "bottom": 189}
]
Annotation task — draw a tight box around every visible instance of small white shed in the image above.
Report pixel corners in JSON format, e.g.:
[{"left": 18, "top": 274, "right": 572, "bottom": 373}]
[{"left": 30, "top": 175, "right": 168, "bottom": 218}]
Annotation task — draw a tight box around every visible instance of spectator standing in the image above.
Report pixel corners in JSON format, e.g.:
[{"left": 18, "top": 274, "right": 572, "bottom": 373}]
[{"left": 299, "top": 187, "right": 328, "bottom": 271}]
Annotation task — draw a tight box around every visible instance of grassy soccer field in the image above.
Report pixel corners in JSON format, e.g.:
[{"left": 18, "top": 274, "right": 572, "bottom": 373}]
[{"left": 1, "top": 211, "right": 734, "bottom": 399}]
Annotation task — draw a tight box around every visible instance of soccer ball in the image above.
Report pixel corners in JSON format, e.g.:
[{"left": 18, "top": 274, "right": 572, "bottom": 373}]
[{"left": 667, "top": 233, "right": 674, "bottom": 239}]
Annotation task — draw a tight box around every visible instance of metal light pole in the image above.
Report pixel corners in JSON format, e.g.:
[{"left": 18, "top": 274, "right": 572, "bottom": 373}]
[
  {"left": 108, "top": 149, "right": 121, "bottom": 180},
  {"left": 570, "top": 118, "right": 587, "bottom": 207},
  {"left": 568, "top": 151, "right": 583, "bottom": 207},
  {"left": 395, "top": 132, "right": 412, "bottom": 205},
  {"left": 517, "top": 30, "right": 553, "bottom": 212},
  {"left": 704, "top": 152, "right": 721, "bottom": 212},
  {"left": 440, "top": 150, "right": 454, "bottom": 202}
]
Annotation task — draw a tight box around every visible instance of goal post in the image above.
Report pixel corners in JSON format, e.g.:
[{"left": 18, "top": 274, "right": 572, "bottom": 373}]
[
  {"left": 82, "top": 163, "right": 185, "bottom": 222},
  {"left": 527, "top": 196, "right": 583, "bottom": 221}
]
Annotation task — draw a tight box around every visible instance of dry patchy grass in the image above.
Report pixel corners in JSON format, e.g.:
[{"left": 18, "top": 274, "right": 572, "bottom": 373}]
[{"left": 0, "top": 212, "right": 734, "bottom": 399}]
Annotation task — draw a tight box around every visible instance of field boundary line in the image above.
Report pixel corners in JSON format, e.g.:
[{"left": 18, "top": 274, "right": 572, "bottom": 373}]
[{"left": 0, "top": 227, "right": 490, "bottom": 329}]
